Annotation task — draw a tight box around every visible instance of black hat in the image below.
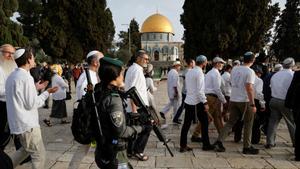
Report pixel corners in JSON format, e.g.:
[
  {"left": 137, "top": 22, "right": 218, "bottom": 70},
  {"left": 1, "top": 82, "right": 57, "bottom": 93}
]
[{"left": 252, "top": 65, "right": 263, "bottom": 74}]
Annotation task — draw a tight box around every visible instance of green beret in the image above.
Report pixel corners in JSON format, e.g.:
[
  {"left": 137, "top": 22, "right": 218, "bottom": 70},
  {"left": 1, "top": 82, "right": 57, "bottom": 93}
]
[{"left": 101, "top": 56, "right": 124, "bottom": 68}]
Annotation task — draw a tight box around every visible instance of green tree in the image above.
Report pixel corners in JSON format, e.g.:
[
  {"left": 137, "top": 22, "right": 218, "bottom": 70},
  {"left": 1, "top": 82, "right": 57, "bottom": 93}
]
[
  {"left": 37, "top": 0, "right": 115, "bottom": 63},
  {"left": 272, "top": 0, "right": 300, "bottom": 61},
  {"left": 181, "top": 0, "right": 279, "bottom": 60},
  {"left": 117, "top": 18, "right": 141, "bottom": 54},
  {"left": 37, "top": 0, "right": 72, "bottom": 62},
  {"left": 17, "top": 0, "right": 42, "bottom": 39},
  {"left": 0, "top": 0, "right": 28, "bottom": 46}
]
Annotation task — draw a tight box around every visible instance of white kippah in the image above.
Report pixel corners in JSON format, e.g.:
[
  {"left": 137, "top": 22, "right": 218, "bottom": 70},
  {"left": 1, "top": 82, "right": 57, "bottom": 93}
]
[
  {"left": 14, "top": 48, "right": 25, "bottom": 60},
  {"left": 86, "top": 50, "right": 99, "bottom": 59}
]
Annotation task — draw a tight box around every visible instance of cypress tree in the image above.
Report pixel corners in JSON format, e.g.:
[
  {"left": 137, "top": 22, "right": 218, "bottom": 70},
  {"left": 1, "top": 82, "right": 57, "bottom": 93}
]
[
  {"left": 37, "top": 0, "right": 115, "bottom": 63},
  {"left": 17, "top": 0, "right": 42, "bottom": 39},
  {"left": 0, "top": 0, "right": 28, "bottom": 46},
  {"left": 181, "top": 0, "right": 279, "bottom": 60},
  {"left": 272, "top": 0, "right": 300, "bottom": 61},
  {"left": 37, "top": 0, "right": 72, "bottom": 62}
]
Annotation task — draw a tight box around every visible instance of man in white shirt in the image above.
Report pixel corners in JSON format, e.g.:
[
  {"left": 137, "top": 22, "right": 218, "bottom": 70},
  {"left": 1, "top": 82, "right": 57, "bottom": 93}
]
[
  {"left": 205, "top": 57, "right": 227, "bottom": 133},
  {"left": 69, "top": 50, "right": 103, "bottom": 169},
  {"left": 221, "top": 64, "right": 233, "bottom": 120},
  {"left": 215, "top": 51, "right": 259, "bottom": 155},
  {"left": 251, "top": 65, "right": 266, "bottom": 144},
  {"left": 266, "top": 57, "right": 295, "bottom": 149},
  {"left": 6, "top": 48, "right": 58, "bottom": 169},
  {"left": 174, "top": 58, "right": 195, "bottom": 124},
  {"left": 125, "top": 50, "right": 152, "bottom": 161},
  {"left": 75, "top": 50, "right": 103, "bottom": 101},
  {"left": 159, "top": 61, "right": 181, "bottom": 125},
  {"left": 0, "top": 44, "right": 16, "bottom": 150},
  {"left": 180, "top": 55, "right": 215, "bottom": 152}
]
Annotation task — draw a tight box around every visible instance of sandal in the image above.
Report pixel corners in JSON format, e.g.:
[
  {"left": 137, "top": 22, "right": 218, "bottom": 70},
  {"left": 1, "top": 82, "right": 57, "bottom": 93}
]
[
  {"left": 43, "top": 119, "right": 52, "bottom": 127},
  {"left": 134, "top": 153, "right": 149, "bottom": 161}
]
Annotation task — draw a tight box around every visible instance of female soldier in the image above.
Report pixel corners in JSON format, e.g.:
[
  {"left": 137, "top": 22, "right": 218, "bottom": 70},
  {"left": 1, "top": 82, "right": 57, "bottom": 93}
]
[{"left": 93, "top": 57, "right": 143, "bottom": 169}]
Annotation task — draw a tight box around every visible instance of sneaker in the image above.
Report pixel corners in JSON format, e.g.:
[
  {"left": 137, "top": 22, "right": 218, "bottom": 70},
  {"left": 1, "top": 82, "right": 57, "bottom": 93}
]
[
  {"left": 202, "top": 144, "right": 215, "bottom": 151},
  {"left": 242, "top": 146, "right": 259, "bottom": 155},
  {"left": 179, "top": 146, "right": 193, "bottom": 153},
  {"left": 214, "top": 141, "right": 225, "bottom": 152},
  {"left": 191, "top": 136, "right": 202, "bottom": 142},
  {"left": 160, "top": 112, "right": 166, "bottom": 120},
  {"left": 264, "top": 144, "right": 276, "bottom": 149}
]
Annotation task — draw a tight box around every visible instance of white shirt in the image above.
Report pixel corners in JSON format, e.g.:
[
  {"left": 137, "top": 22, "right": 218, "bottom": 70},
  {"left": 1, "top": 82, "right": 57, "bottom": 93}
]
[
  {"left": 270, "top": 69, "right": 294, "bottom": 100},
  {"left": 254, "top": 76, "right": 265, "bottom": 108},
  {"left": 167, "top": 69, "right": 181, "bottom": 99},
  {"left": 5, "top": 68, "right": 49, "bottom": 134},
  {"left": 185, "top": 66, "right": 207, "bottom": 105},
  {"left": 125, "top": 63, "right": 149, "bottom": 112},
  {"left": 0, "top": 66, "right": 6, "bottom": 101},
  {"left": 205, "top": 68, "right": 226, "bottom": 103},
  {"left": 221, "top": 71, "right": 231, "bottom": 97},
  {"left": 230, "top": 66, "right": 256, "bottom": 102},
  {"left": 51, "top": 74, "right": 69, "bottom": 100},
  {"left": 76, "top": 69, "right": 99, "bottom": 100}
]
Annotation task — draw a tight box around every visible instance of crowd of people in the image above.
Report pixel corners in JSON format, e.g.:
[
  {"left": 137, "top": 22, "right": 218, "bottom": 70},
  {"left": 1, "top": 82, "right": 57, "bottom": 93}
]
[
  {"left": 0, "top": 43, "right": 300, "bottom": 169},
  {"left": 158, "top": 51, "right": 300, "bottom": 159}
]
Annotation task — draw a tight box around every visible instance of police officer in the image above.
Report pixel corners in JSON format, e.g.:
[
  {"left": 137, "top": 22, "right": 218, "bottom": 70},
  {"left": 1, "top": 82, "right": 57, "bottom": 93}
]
[{"left": 93, "top": 57, "right": 143, "bottom": 169}]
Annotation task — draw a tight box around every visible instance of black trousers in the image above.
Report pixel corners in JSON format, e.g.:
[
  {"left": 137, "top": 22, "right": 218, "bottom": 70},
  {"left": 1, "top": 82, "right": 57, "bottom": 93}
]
[
  {"left": 173, "top": 93, "right": 186, "bottom": 121},
  {"left": 180, "top": 103, "right": 210, "bottom": 147},
  {"left": 295, "top": 110, "right": 300, "bottom": 160},
  {"left": 133, "top": 124, "right": 152, "bottom": 153}
]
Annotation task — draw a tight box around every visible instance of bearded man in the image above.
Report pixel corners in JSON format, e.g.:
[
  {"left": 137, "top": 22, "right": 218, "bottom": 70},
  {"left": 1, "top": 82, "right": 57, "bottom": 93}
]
[{"left": 0, "top": 44, "right": 17, "bottom": 150}]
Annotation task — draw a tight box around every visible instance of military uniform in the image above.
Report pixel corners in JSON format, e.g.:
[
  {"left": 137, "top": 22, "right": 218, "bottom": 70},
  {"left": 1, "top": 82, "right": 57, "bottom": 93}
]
[{"left": 93, "top": 83, "right": 142, "bottom": 169}]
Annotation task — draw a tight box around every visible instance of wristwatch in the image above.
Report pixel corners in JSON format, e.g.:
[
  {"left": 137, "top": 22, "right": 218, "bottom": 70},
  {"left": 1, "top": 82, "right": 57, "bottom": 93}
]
[{"left": 250, "top": 104, "right": 255, "bottom": 107}]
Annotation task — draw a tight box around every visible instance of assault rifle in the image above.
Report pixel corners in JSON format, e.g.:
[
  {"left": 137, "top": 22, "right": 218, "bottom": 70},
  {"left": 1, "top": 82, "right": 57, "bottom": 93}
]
[
  {"left": 126, "top": 87, "right": 174, "bottom": 157},
  {"left": 83, "top": 64, "right": 103, "bottom": 139}
]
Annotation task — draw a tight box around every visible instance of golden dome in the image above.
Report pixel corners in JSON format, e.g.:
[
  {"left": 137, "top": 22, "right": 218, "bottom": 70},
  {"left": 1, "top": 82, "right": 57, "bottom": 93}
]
[{"left": 141, "top": 13, "right": 174, "bottom": 34}]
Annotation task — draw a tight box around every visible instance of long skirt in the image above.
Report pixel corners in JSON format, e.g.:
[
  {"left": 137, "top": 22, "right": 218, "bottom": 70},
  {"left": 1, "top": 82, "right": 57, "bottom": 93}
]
[{"left": 50, "top": 99, "right": 67, "bottom": 118}]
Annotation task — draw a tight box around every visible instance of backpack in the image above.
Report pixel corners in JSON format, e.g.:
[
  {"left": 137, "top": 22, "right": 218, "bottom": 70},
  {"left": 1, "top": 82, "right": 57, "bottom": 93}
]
[
  {"left": 0, "top": 149, "right": 13, "bottom": 169},
  {"left": 71, "top": 93, "right": 94, "bottom": 144}
]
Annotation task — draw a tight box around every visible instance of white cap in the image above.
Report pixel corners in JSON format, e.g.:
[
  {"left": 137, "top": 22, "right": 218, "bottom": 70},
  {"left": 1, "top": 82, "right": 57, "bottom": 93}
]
[
  {"left": 213, "top": 57, "right": 226, "bottom": 63},
  {"left": 86, "top": 50, "right": 104, "bottom": 59},
  {"left": 14, "top": 48, "right": 25, "bottom": 60},
  {"left": 172, "top": 61, "right": 181, "bottom": 66}
]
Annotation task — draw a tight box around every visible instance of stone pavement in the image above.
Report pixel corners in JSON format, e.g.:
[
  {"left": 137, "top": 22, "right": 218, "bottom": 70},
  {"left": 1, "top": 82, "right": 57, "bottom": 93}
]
[{"left": 5, "top": 80, "right": 300, "bottom": 169}]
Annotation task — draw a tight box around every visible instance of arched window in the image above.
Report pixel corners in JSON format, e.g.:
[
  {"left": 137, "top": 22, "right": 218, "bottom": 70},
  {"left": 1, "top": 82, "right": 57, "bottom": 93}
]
[{"left": 154, "top": 51, "right": 159, "bottom": 61}]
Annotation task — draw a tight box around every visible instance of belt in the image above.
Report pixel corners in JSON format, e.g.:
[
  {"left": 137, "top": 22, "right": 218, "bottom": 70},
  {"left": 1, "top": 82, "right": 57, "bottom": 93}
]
[{"left": 206, "top": 93, "right": 218, "bottom": 98}]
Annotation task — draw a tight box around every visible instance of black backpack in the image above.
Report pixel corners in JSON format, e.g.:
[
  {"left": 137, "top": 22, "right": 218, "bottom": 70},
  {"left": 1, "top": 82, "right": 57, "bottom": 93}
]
[
  {"left": 0, "top": 149, "right": 13, "bottom": 169},
  {"left": 71, "top": 93, "right": 94, "bottom": 144}
]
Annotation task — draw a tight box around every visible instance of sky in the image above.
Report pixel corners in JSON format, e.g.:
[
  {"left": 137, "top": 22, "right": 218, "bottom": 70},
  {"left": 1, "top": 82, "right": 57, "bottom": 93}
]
[{"left": 108, "top": 0, "right": 286, "bottom": 42}]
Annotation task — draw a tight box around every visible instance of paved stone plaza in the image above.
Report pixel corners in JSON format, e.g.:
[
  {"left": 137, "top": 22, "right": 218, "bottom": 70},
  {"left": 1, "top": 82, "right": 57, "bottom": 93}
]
[{"left": 5, "top": 80, "right": 300, "bottom": 169}]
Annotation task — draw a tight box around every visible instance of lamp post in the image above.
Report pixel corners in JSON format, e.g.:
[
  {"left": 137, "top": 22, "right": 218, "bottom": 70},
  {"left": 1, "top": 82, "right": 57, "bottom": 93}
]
[{"left": 122, "top": 24, "right": 131, "bottom": 54}]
